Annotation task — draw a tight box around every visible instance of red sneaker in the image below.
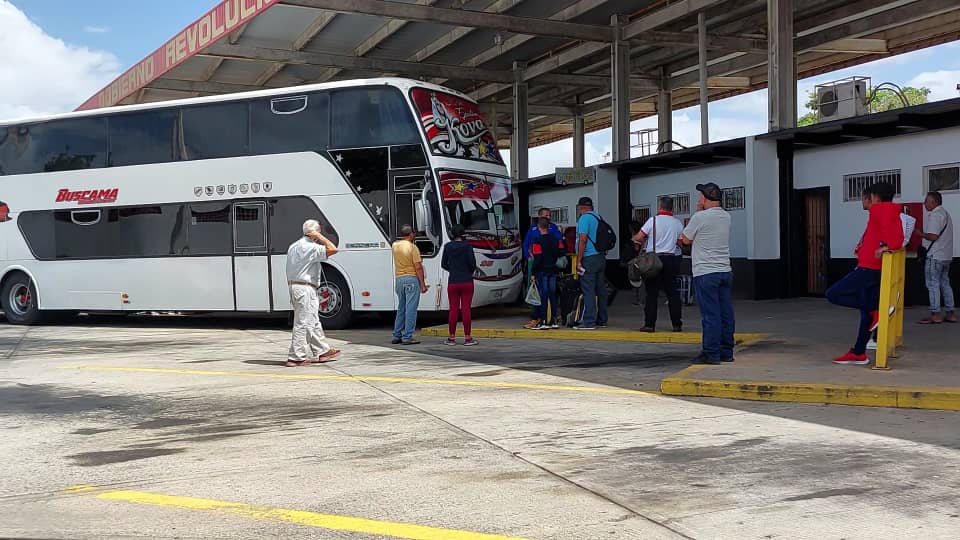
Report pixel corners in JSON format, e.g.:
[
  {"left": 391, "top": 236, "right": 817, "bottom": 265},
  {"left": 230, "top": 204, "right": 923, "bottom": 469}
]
[
  {"left": 868, "top": 310, "right": 880, "bottom": 332},
  {"left": 833, "top": 350, "right": 869, "bottom": 365}
]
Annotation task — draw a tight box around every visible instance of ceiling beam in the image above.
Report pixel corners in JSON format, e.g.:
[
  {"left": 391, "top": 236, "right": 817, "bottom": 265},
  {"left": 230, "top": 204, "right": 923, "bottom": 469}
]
[
  {"left": 317, "top": 0, "right": 438, "bottom": 83},
  {"left": 227, "top": 22, "right": 249, "bottom": 45},
  {"left": 280, "top": 0, "right": 614, "bottom": 42},
  {"left": 480, "top": 103, "right": 576, "bottom": 117},
  {"left": 678, "top": 76, "right": 751, "bottom": 88},
  {"left": 410, "top": 0, "right": 525, "bottom": 64},
  {"left": 201, "top": 44, "right": 640, "bottom": 88},
  {"left": 809, "top": 38, "right": 888, "bottom": 54},
  {"left": 259, "top": 11, "right": 338, "bottom": 87},
  {"left": 147, "top": 79, "right": 256, "bottom": 94},
  {"left": 433, "top": 0, "right": 608, "bottom": 86},
  {"left": 473, "top": 0, "right": 729, "bottom": 100}
]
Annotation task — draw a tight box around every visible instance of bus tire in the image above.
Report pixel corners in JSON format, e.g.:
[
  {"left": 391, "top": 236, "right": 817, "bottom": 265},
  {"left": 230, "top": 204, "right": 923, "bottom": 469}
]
[
  {"left": 318, "top": 268, "right": 352, "bottom": 330},
  {"left": 1, "top": 272, "right": 41, "bottom": 325}
]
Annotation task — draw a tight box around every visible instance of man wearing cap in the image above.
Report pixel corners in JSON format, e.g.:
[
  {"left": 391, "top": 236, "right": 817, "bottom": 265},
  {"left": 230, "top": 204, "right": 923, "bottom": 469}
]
[
  {"left": 575, "top": 196, "right": 608, "bottom": 329},
  {"left": 681, "top": 183, "right": 734, "bottom": 364}
]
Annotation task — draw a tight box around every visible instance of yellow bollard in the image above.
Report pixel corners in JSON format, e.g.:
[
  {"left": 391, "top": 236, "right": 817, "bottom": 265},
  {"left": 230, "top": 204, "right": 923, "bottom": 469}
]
[{"left": 874, "top": 250, "right": 906, "bottom": 370}]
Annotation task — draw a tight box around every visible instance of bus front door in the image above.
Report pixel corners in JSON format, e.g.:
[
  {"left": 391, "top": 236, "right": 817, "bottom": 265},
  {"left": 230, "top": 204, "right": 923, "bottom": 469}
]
[{"left": 233, "top": 202, "right": 272, "bottom": 311}]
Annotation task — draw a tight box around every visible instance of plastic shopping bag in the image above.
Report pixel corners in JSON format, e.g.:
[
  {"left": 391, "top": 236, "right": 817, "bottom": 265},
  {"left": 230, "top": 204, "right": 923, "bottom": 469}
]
[{"left": 525, "top": 278, "right": 541, "bottom": 306}]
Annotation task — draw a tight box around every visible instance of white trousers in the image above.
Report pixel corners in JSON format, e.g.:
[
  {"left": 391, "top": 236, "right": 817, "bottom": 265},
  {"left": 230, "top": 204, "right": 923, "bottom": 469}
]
[{"left": 288, "top": 284, "right": 332, "bottom": 361}]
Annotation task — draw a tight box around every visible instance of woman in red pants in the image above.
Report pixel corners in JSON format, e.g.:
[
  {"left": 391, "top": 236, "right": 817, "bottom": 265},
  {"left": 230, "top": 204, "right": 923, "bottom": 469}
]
[{"left": 441, "top": 224, "right": 478, "bottom": 345}]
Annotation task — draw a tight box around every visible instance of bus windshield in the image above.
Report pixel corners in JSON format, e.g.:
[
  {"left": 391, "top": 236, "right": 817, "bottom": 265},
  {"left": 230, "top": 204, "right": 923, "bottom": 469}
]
[{"left": 440, "top": 171, "right": 518, "bottom": 250}]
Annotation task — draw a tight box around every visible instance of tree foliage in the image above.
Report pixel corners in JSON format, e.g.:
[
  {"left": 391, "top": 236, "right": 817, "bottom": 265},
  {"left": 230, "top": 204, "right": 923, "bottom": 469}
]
[{"left": 797, "top": 85, "right": 931, "bottom": 127}]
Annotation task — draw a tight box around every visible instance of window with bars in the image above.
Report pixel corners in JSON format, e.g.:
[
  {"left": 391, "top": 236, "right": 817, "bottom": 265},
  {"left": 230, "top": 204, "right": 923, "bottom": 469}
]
[
  {"left": 631, "top": 206, "right": 651, "bottom": 225},
  {"left": 925, "top": 163, "right": 960, "bottom": 193},
  {"left": 843, "top": 169, "right": 901, "bottom": 201},
  {"left": 722, "top": 187, "right": 745, "bottom": 210},
  {"left": 657, "top": 193, "right": 691, "bottom": 215},
  {"left": 549, "top": 207, "right": 569, "bottom": 225}
]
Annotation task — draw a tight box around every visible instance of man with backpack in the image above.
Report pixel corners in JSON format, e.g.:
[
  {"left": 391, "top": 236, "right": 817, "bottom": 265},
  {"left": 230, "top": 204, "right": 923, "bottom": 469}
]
[{"left": 575, "top": 196, "right": 615, "bottom": 330}]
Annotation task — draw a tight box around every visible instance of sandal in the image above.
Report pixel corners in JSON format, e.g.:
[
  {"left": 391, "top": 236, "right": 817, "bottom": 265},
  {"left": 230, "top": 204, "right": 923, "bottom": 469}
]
[{"left": 317, "top": 349, "right": 341, "bottom": 362}]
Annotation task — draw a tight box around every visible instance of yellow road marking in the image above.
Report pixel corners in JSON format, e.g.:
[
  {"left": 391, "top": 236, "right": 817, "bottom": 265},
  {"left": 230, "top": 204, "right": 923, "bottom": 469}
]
[
  {"left": 422, "top": 326, "right": 766, "bottom": 345},
  {"left": 58, "top": 365, "right": 659, "bottom": 396},
  {"left": 75, "top": 488, "right": 527, "bottom": 540}
]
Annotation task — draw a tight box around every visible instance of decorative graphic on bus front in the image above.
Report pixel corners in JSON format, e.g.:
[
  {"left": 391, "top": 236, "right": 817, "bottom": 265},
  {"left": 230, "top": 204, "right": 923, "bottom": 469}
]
[
  {"left": 410, "top": 88, "right": 502, "bottom": 164},
  {"left": 0, "top": 202, "right": 9, "bottom": 222}
]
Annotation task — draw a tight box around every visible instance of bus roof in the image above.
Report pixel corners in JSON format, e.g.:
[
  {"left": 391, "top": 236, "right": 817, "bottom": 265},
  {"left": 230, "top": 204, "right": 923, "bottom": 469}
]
[{"left": 0, "top": 77, "right": 472, "bottom": 127}]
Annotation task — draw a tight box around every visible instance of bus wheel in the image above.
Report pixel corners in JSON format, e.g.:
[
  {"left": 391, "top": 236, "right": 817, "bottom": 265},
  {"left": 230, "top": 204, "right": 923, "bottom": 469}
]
[
  {"left": 317, "top": 270, "right": 352, "bottom": 330},
  {"left": 2, "top": 273, "right": 41, "bottom": 325}
]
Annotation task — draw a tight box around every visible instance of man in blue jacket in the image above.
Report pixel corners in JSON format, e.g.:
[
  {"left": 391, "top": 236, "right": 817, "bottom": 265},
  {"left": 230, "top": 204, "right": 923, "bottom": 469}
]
[{"left": 522, "top": 207, "right": 562, "bottom": 329}]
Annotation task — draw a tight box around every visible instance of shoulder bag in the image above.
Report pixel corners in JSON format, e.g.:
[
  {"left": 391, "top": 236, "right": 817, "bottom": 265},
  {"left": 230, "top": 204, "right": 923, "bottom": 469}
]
[
  {"left": 628, "top": 216, "right": 662, "bottom": 281},
  {"left": 918, "top": 219, "right": 949, "bottom": 264}
]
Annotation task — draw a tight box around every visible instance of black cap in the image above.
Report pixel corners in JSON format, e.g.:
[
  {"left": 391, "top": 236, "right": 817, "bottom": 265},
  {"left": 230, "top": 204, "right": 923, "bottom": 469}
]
[
  {"left": 696, "top": 182, "right": 723, "bottom": 202},
  {"left": 577, "top": 196, "right": 593, "bottom": 207}
]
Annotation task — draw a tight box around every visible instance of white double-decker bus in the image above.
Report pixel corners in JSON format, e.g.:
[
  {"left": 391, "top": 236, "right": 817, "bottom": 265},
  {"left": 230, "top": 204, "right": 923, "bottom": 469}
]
[{"left": 0, "top": 78, "right": 522, "bottom": 327}]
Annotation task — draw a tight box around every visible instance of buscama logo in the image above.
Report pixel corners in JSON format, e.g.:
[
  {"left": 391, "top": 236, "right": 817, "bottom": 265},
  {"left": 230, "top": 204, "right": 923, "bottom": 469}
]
[{"left": 56, "top": 188, "right": 119, "bottom": 205}]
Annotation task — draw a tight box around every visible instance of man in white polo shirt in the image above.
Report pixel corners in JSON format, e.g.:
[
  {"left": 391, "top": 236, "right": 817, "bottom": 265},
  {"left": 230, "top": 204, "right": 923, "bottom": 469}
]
[{"left": 633, "top": 196, "right": 685, "bottom": 332}]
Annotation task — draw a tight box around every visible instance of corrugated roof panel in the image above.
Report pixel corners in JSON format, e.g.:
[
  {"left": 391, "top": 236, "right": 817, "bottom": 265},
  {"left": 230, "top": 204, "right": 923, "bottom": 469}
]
[
  {"left": 239, "top": 4, "right": 318, "bottom": 48},
  {"left": 302, "top": 14, "right": 392, "bottom": 55},
  {"left": 163, "top": 56, "right": 219, "bottom": 81},
  {"left": 208, "top": 58, "right": 274, "bottom": 85}
]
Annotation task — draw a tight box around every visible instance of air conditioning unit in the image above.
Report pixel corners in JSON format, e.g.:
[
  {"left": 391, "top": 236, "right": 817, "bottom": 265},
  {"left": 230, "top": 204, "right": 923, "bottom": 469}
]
[{"left": 817, "top": 79, "right": 868, "bottom": 122}]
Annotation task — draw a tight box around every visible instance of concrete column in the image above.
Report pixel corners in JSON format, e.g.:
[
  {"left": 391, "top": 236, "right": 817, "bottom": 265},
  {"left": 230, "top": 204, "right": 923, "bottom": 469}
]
[
  {"left": 657, "top": 67, "right": 672, "bottom": 153},
  {"left": 510, "top": 61, "right": 529, "bottom": 181},
  {"left": 572, "top": 108, "right": 585, "bottom": 168},
  {"left": 697, "top": 11, "right": 709, "bottom": 145},
  {"left": 767, "top": 0, "right": 796, "bottom": 131},
  {"left": 610, "top": 14, "right": 631, "bottom": 162}
]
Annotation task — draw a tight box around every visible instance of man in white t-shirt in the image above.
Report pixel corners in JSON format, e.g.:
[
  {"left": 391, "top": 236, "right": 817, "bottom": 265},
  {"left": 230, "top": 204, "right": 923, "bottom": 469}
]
[
  {"left": 681, "top": 183, "right": 734, "bottom": 364},
  {"left": 632, "top": 197, "right": 685, "bottom": 332},
  {"left": 919, "top": 191, "right": 955, "bottom": 324}
]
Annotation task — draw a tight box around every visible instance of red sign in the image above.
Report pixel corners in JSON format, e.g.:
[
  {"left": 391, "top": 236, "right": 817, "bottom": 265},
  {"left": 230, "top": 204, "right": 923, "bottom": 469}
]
[
  {"left": 410, "top": 88, "right": 502, "bottom": 164},
  {"left": 56, "top": 188, "right": 119, "bottom": 205},
  {"left": 76, "top": 0, "right": 278, "bottom": 111}
]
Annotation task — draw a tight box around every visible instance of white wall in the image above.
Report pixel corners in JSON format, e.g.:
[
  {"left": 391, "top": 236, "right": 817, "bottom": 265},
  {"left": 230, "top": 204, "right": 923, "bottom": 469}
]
[
  {"left": 528, "top": 183, "right": 591, "bottom": 228},
  {"left": 794, "top": 127, "right": 960, "bottom": 257},
  {"left": 629, "top": 161, "right": 749, "bottom": 258}
]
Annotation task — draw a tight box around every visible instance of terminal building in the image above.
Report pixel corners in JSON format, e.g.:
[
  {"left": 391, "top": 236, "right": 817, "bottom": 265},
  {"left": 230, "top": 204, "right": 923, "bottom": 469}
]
[{"left": 74, "top": 0, "right": 960, "bottom": 306}]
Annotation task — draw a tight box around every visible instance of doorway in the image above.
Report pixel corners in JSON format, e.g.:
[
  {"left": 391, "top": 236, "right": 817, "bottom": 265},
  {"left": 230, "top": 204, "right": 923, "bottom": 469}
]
[{"left": 797, "top": 188, "right": 830, "bottom": 296}]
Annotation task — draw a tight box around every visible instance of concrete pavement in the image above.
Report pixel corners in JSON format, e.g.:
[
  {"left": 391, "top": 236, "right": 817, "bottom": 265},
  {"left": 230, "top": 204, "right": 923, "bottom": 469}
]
[{"left": 1, "top": 316, "right": 959, "bottom": 539}]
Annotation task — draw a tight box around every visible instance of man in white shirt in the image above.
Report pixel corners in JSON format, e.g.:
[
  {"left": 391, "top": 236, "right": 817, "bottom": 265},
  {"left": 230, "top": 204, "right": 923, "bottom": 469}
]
[
  {"left": 919, "top": 191, "right": 955, "bottom": 324},
  {"left": 633, "top": 197, "right": 685, "bottom": 332},
  {"left": 682, "top": 183, "right": 734, "bottom": 364},
  {"left": 285, "top": 219, "right": 340, "bottom": 366}
]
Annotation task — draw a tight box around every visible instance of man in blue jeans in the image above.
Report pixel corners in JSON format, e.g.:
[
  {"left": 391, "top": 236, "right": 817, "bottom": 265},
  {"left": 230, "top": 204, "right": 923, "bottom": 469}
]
[
  {"left": 682, "top": 183, "right": 734, "bottom": 364},
  {"left": 392, "top": 225, "right": 430, "bottom": 345},
  {"left": 574, "top": 196, "right": 608, "bottom": 330}
]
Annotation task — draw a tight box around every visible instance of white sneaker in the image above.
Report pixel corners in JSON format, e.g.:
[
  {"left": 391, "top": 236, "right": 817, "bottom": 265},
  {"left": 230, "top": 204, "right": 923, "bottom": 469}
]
[{"left": 866, "top": 338, "right": 877, "bottom": 350}]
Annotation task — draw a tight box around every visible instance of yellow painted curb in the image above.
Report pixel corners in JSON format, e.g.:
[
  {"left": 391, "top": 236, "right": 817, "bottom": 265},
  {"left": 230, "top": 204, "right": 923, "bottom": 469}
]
[
  {"left": 661, "top": 366, "right": 960, "bottom": 410},
  {"left": 422, "top": 326, "right": 765, "bottom": 345}
]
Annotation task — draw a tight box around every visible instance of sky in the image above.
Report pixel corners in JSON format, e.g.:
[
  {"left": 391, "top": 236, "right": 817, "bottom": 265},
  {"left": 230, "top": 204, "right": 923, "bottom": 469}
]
[{"left": 2, "top": 0, "right": 960, "bottom": 175}]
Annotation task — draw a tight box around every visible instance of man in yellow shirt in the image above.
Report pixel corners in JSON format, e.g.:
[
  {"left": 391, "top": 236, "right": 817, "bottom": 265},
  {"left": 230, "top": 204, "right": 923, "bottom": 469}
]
[{"left": 392, "top": 225, "right": 429, "bottom": 344}]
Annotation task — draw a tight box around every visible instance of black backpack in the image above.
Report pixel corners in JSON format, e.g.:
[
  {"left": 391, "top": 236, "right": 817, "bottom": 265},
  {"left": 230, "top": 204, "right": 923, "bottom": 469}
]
[{"left": 587, "top": 212, "right": 617, "bottom": 253}]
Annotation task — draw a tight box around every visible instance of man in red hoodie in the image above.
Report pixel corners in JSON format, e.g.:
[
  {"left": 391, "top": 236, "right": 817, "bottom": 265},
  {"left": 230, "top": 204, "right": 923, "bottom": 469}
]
[{"left": 826, "top": 182, "right": 904, "bottom": 365}]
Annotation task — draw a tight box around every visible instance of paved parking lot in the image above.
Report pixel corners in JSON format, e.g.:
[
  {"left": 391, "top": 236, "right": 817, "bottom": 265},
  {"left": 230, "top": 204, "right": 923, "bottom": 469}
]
[{"left": 2, "top": 316, "right": 959, "bottom": 539}]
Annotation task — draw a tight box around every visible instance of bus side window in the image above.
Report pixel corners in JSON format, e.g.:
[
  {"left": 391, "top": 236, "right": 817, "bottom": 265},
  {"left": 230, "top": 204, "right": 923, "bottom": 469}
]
[{"left": 251, "top": 92, "right": 329, "bottom": 155}]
